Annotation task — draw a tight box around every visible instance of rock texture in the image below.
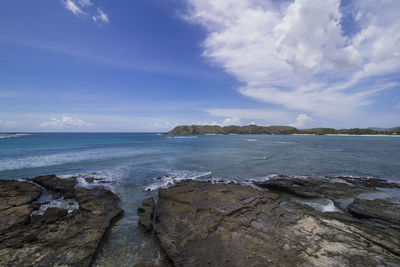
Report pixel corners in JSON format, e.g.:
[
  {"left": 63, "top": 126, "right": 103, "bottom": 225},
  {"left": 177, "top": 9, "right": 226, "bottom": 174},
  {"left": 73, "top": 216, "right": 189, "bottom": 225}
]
[
  {"left": 154, "top": 180, "right": 400, "bottom": 267},
  {"left": 0, "top": 175, "right": 122, "bottom": 267},
  {"left": 254, "top": 175, "right": 400, "bottom": 199},
  {"left": 138, "top": 197, "right": 155, "bottom": 232},
  {"left": 31, "top": 174, "right": 77, "bottom": 198},
  {"left": 348, "top": 198, "right": 400, "bottom": 225}
]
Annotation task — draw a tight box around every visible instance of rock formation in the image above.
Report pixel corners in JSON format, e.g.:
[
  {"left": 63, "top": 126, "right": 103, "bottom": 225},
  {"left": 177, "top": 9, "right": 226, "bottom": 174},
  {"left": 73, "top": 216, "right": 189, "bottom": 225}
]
[
  {"left": 0, "top": 175, "right": 122, "bottom": 266},
  {"left": 138, "top": 196, "right": 155, "bottom": 232},
  {"left": 152, "top": 178, "right": 400, "bottom": 266}
]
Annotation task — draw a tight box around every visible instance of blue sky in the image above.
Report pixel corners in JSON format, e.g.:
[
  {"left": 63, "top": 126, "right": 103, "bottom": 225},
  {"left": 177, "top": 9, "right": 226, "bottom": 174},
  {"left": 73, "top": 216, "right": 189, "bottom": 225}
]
[{"left": 0, "top": 0, "right": 399, "bottom": 132}]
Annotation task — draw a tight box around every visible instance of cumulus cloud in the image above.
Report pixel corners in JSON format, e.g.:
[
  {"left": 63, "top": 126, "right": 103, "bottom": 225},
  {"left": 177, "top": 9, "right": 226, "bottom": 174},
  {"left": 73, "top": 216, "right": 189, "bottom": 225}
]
[
  {"left": 206, "top": 108, "right": 294, "bottom": 125},
  {"left": 222, "top": 116, "right": 241, "bottom": 126},
  {"left": 92, "top": 8, "right": 110, "bottom": 23},
  {"left": 184, "top": 0, "right": 400, "bottom": 119},
  {"left": 290, "top": 114, "right": 313, "bottom": 128},
  {"left": 40, "top": 116, "right": 91, "bottom": 129}
]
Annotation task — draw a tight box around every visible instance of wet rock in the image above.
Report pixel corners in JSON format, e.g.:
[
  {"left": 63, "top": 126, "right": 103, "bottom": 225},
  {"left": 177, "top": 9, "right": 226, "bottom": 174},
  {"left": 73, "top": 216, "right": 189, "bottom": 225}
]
[
  {"left": 253, "top": 175, "right": 399, "bottom": 199},
  {"left": 138, "top": 197, "right": 155, "bottom": 232},
  {"left": 0, "top": 180, "right": 41, "bottom": 234},
  {"left": 155, "top": 180, "right": 400, "bottom": 267},
  {"left": 348, "top": 198, "right": 400, "bottom": 225},
  {"left": 0, "top": 176, "right": 123, "bottom": 267},
  {"left": 31, "top": 174, "right": 77, "bottom": 198},
  {"left": 84, "top": 177, "right": 95, "bottom": 183},
  {"left": 30, "top": 207, "right": 68, "bottom": 225}
]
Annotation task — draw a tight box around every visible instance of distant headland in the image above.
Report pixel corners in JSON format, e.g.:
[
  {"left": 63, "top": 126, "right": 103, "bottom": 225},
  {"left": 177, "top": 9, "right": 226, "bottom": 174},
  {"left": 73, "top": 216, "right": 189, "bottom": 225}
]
[{"left": 167, "top": 125, "right": 400, "bottom": 135}]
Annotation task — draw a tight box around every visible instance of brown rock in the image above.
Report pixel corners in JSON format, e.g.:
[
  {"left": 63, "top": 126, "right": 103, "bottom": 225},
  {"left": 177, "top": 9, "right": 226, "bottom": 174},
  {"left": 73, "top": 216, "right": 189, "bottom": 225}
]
[
  {"left": 253, "top": 175, "right": 399, "bottom": 199},
  {"left": 0, "top": 180, "right": 41, "bottom": 234},
  {"left": 31, "top": 174, "right": 77, "bottom": 198},
  {"left": 154, "top": 180, "right": 400, "bottom": 267},
  {"left": 348, "top": 197, "right": 400, "bottom": 225},
  {"left": 0, "top": 176, "right": 123, "bottom": 267},
  {"left": 138, "top": 197, "right": 155, "bottom": 232}
]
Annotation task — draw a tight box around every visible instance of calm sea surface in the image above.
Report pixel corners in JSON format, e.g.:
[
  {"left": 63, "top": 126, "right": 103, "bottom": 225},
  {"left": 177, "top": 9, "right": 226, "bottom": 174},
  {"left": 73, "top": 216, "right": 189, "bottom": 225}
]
[{"left": 1, "top": 133, "right": 400, "bottom": 265}]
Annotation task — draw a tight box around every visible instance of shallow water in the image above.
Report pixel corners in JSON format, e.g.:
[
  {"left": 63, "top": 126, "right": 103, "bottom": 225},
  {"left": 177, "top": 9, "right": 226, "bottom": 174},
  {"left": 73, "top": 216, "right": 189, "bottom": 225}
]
[{"left": 1, "top": 133, "right": 400, "bottom": 265}]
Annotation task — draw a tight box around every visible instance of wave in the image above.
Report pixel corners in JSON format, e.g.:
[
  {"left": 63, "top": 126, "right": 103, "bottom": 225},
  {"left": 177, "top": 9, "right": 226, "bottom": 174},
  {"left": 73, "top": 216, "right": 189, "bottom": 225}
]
[
  {"left": 0, "top": 148, "right": 151, "bottom": 171},
  {"left": 144, "top": 170, "right": 212, "bottom": 191},
  {"left": 31, "top": 197, "right": 79, "bottom": 216},
  {"left": 243, "top": 139, "right": 257, "bottom": 142},
  {"left": 60, "top": 167, "right": 130, "bottom": 192},
  {"left": 0, "top": 133, "right": 31, "bottom": 139},
  {"left": 299, "top": 198, "right": 341, "bottom": 213}
]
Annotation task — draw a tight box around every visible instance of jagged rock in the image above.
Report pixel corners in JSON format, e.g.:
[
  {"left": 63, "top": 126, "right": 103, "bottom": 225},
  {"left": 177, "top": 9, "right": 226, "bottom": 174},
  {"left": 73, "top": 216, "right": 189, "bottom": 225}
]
[
  {"left": 0, "top": 175, "right": 123, "bottom": 267},
  {"left": 0, "top": 180, "right": 41, "bottom": 234},
  {"left": 138, "top": 197, "right": 155, "bottom": 232},
  {"left": 348, "top": 198, "right": 400, "bottom": 225},
  {"left": 253, "top": 175, "right": 400, "bottom": 199},
  {"left": 84, "top": 177, "right": 95, "bottom": 183},
  {"left": 31, "top": 174, "right": 77, "bottom": 198},
  {"left": 154, "top": 180, "right": 400, "bottom": 267}
]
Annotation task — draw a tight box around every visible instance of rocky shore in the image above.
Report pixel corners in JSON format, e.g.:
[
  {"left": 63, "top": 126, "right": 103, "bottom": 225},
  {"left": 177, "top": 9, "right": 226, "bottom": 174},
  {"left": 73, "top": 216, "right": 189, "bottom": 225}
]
[
  {"left": 0, "top": 174, "right": 122, "bottom": 266},
  {"left": 2, "top": 173, "right": 399, "bottom": 266},
  {"left": 140, "top": 176, "right": 400, "bottom": 266}
]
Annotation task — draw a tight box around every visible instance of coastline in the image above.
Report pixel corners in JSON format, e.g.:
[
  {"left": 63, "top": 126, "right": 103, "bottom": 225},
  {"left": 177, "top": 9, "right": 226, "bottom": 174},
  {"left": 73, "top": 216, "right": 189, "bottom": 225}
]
[
  {"left": 292, "top": 133, "right": 400, "bottom": 137},
  {"left": 0, "top": 175, "right": 122, "bottom": 266},
  {"left": 143, "top": 177, "right": 400, "bottom": 266}
]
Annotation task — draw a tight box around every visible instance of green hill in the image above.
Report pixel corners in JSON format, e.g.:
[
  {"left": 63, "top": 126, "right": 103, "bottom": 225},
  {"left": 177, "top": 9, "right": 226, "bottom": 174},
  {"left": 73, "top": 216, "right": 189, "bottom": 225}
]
[
  {"left": 166, "top": 125, "right": 399, "bottom": 135},
  {"left": 167, "top": 125, "right": 297, "bottom": 135}
]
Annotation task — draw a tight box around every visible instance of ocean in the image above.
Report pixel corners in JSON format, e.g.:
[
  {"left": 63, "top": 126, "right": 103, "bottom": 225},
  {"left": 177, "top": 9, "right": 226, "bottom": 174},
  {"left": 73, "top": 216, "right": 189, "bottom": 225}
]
[{"left": 1, "top": 133, "right": 400, "bottom": 265}]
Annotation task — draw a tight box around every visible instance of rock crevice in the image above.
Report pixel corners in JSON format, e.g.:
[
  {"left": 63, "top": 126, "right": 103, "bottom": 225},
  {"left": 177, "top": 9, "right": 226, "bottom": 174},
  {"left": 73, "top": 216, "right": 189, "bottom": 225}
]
[
  {"left": 0, "top": 175, "right": 122, "bottom": 267},
  {"left": 151, "top": 178, "right": 400, "bottom": 266}
]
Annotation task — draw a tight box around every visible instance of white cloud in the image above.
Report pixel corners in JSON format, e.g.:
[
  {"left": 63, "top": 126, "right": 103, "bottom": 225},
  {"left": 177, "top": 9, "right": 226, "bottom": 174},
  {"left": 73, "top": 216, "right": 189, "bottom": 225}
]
[
  {"left": 40, "top": 116, "right": 91, "bottom": 129},
  {"left": 184, "top": 0, "right": 400, "bottom": 119},
  {"left": 206, "top": 108, "right": 293, "bottom": 124},
  {"left": 62, "top": 0, "right": 85, "bottom": 16},
  {"left": 61, "top": 0, "right": 109, "bottom": 24},
  {"left": 290, "top": 114, "right": 313, "bottom": 128},
  {"left": 77, "top": 0, "right": 92, "bottom": 7},
  {"left": 92, "top": 8, "right": 110, "bottom": 23},
  {"left": 222, "top": 116, "right": 241, "bottom": 126}
]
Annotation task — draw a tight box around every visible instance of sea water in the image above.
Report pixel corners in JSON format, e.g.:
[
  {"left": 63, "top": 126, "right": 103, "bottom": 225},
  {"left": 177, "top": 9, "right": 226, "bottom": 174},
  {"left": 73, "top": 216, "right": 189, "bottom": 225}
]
[{"left": 1, "top": 133, "right": 400, "bottom": 265}]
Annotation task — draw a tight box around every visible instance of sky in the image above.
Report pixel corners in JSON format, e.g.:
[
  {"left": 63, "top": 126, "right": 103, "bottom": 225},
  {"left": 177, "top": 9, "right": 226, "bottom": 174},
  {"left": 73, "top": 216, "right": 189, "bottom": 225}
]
[{"left": 0, "top": 0, "right": 399, "bottom": 132}]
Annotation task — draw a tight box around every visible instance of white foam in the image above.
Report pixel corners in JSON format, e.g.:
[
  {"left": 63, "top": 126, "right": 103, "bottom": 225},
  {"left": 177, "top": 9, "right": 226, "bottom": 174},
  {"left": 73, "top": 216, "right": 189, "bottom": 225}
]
[
  {"left": 0, "top": 133, "right": 31, "bottom": 139},
  {"left": 60, "top": 167, "right": 128, "bottom": 192},
  {"left": 253, "top": 156, "right": 268, "bottom": 160},
  {"left": 173, "top": 136, "right": 198, "bottom": 139},
  {"left": 242, "top": 174, "right": 280, "bottom": 188},
  {"left": 274, "top": 141, "right": 296, "bottom": 144},
  {"left": 31, "top": 197, "right": 79, "bottom": 216},
  {"left": 243, "top": 139, "right": 257, "bottom": 142},
  {"left": 145, "top": 170, "right": 212, "bottom": 191},
  {"left": 301, "top": 198, "right": 341, "bottom": 213},
  {"left": 0, "top": 148, "right": 151, "bottom": 171}
]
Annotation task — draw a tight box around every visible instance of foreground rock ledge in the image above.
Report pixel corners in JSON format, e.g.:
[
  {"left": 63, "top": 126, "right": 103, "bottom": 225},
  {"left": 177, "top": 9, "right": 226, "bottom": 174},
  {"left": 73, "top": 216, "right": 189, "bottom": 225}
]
[
  {"left": 0, "top": 175, "right": 123, "bottom": 266},
  {"left": 153, "top": 180, "right": 400, "bottom": 267}
]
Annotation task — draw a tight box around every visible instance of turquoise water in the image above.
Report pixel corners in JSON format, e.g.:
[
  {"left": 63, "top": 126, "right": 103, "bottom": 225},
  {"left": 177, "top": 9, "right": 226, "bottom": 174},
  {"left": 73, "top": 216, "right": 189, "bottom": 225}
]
[{"left": 1, "top": 133, "right": 400, "bottom": 265}]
